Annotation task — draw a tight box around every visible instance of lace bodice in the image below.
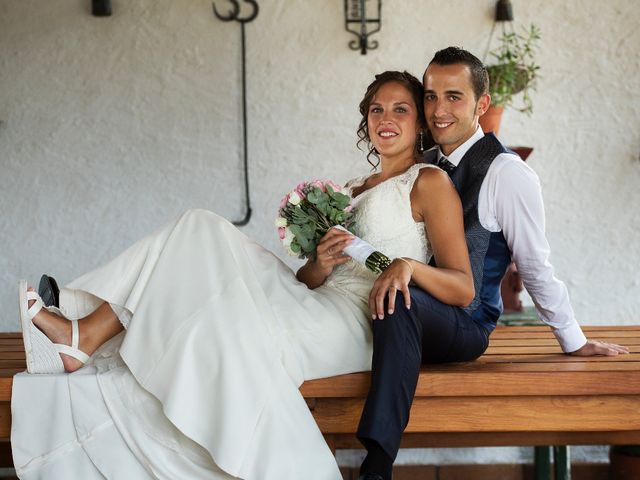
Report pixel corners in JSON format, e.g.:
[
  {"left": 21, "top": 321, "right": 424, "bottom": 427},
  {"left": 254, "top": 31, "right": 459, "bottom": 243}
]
[{"left": 322, "top": 163, "right": 435, "bottom": 303}]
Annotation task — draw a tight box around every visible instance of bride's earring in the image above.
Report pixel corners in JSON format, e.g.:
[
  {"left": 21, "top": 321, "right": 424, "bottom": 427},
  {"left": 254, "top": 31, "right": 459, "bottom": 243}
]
[{"left": 417, "top": 131, "right": 425, "bottom": 154}]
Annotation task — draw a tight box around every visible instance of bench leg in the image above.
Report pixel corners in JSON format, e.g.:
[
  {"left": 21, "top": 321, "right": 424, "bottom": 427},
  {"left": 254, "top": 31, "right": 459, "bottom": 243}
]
[
  {"left": 324, "top": 434, "right": 337, "bottom": 456},
  {"left": 534, "top": 446, "right": 552, "bottom": 480},
  {"left": 554, "top": 445, "right": 571, "bottom": 480}
]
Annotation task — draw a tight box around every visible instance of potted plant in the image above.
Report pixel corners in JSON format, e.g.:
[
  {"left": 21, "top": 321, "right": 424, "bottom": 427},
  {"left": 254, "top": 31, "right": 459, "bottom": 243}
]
[{"left": 480, "top": 23, "right": 541, "bottom": 136}]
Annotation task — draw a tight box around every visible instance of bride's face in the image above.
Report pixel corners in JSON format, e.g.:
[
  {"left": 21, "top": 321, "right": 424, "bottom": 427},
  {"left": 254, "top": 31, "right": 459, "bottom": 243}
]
[{"left": 367, "top": 81, "right": 420, "bottom": 161}]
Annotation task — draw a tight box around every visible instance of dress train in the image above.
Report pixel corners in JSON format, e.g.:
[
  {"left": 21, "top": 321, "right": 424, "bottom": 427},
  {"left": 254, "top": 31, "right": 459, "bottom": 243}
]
[{"left": 13, "top": 209, "right": 373, "bottom": 479}]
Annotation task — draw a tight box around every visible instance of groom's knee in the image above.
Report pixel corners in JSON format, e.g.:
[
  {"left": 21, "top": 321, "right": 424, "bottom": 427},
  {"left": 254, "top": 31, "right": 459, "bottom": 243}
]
[{"left": 372, "top": 291, "right": 421, "bottom": 342}]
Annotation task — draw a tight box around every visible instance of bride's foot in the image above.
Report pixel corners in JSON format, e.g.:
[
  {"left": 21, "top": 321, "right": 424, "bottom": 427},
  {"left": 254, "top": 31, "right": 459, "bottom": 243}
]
[
  {"left": 25, "top": 286, "right": 90, "bottom": 373},
  {"left": 18, "top": 280, "right": 95, "bottom": 373},
  {"left": 20, "top": 280, "right": 123, "bottom": 374}
]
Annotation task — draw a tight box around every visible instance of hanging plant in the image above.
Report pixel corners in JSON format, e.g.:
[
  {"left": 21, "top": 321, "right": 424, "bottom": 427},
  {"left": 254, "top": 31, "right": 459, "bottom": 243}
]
[{"left": 486, "top": 24, "right": 541, "bottom": 115}]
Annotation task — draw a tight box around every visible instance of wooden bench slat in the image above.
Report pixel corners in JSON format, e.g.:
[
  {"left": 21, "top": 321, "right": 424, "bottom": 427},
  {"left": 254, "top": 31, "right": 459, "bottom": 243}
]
[
  {"left": 474, "top": 353, "right": 640, "bottom": 363},
  {"left": 310, "top": 396, "right": 640, "bottom": 434},
  {"left": 427, "top": 361, "right": 640, "bottom": 372},
  {"left": 493, "top": 326, "right": 640, "bottom": 332},
  {"left": 489, "top": 337, "right": 640, "bottom": 346},
  {"left": 301, "top": 371, "right": 640, "bottom": 398},
  {"left": 484, "top": 345, "right": 640, "bottom": 355},
  {"left": 0, "top": 333, "right": 23, "bottom": 339},
  {"left": 490, "top": 332, "right": 640, "bottom": 340},
  {"left": 0, "top": 348, "right": 26, "bottom": 358}
]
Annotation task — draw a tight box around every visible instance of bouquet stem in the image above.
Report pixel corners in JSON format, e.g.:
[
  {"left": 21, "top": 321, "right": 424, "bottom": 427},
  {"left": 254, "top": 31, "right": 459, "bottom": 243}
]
[
  {"left": 365, "top": 251, "right": 392, "bottom": 274},
  {"left": 334, "top": 226, "right": 392, "bottom": 274}
]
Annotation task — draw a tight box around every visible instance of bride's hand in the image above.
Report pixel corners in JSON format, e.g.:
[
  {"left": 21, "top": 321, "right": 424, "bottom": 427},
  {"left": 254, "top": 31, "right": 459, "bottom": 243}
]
[
  {"left": 314, "top": 228, "right": 354, "bottom": 276},
  {"left": 296, "top": 228, "right": 354, "bottom": 290},
  {"left": 369, "top": 258, "right": 414, "bottom": 320}
]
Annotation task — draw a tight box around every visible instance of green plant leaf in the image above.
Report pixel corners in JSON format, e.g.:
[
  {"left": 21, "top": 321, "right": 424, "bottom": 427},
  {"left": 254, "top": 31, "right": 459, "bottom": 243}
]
[{"left": 486, "top": 23, "right": 541, "bottom": 114}]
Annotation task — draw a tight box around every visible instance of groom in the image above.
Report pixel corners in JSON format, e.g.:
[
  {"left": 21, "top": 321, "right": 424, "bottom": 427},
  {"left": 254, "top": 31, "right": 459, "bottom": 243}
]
[{"left": 355, "top": 46, "right": 628, "bottom": 480}]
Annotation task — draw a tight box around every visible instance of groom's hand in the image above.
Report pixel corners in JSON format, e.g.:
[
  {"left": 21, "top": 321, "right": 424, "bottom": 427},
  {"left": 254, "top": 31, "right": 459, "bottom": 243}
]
[
  {"left": 369, "top": 259, "right": 413, "bottom": 320},
  {"left": 569, "top": 340, "right": 629, "bottom": 356}
]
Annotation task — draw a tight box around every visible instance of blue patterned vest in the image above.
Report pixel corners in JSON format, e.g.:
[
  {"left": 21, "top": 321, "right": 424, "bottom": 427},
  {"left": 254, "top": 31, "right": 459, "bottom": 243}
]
[{"left": 424, "top": 133, "right": 512, "bottom": 332}]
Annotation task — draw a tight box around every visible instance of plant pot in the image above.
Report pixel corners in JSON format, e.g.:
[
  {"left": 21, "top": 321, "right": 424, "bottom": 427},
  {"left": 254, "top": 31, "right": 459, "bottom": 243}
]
[
  {"left": 479, "top": 105, "right": 504, "bottom": 136},
  {"left": 509, "top": 146, "right": 533, "bottom": 161},
  {"left": 610, "top": 446, "right": 640, "bottom": 479}
]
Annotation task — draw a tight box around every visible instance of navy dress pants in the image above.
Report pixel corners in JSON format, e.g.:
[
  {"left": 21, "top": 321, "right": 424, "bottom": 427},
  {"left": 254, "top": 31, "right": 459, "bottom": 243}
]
[{"left": 356, "top": 286, "right": 491, "bottom": 459}]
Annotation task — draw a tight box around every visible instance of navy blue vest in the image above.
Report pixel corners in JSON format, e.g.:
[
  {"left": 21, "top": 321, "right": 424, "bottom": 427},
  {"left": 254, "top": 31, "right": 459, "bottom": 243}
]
[{"left": 424, "top": 133, "right": 512, "bottom": 332}]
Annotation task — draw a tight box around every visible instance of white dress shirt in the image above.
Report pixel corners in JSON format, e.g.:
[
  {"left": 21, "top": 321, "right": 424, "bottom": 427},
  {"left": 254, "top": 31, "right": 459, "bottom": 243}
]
[{"left": 438, "top": 127, "right": 587, "bottom": 353}]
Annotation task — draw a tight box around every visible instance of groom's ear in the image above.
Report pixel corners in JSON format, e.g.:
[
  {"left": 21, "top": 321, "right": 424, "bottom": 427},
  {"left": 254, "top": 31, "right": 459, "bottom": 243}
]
[{"left": 475, "top": 94, "right": 491, "bottom": 117}]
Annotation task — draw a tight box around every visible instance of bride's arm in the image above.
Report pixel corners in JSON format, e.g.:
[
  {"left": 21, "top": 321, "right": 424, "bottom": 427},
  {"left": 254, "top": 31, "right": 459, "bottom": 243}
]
[
  {"left": 411, "top": 167, "right": 474, "bottom": 303},
  {"left": 296, "top": 228, "right": 355, "bottom": 289},
  {"left": 369, "top": 168, "right": 474, "bottom": 319}
]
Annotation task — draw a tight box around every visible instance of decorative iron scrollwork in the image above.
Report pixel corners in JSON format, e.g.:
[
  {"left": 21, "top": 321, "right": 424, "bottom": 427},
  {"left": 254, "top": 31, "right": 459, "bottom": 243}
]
[
  {"left": 344, "top": 0, "right": 381, "bottom": 55},
  {"left": 212, "top": 0, "right": 259, "bottom": 24}
]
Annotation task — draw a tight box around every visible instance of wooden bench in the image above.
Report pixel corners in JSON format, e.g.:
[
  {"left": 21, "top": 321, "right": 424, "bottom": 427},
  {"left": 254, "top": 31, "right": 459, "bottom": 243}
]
[
  {"left": 1, "top": 326, "right": 639, "bottom": 477},
  {"left": 300, "top": 325, "right": 640, "bottom": 478}
]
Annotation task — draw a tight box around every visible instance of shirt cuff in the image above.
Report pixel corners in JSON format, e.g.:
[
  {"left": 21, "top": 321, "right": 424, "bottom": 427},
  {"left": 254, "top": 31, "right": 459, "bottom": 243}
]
[{"left": 552, "top": 322, "right": 588, "bottom": 353}]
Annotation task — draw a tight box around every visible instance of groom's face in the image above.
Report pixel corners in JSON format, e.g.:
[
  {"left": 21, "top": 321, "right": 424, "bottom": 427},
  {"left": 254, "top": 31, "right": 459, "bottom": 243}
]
[{"left": 423, "top": 63, "right": 489, "bottom": 156}]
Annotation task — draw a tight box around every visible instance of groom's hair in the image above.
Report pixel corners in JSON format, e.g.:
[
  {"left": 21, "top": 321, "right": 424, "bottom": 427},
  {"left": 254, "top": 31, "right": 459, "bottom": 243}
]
[{"left": 428, "top": 47, "right": 489, "bottom": 100}]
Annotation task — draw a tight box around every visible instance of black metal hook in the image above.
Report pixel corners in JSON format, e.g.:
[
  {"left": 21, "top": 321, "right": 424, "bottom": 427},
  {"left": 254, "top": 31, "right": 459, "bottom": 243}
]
[
  {"left": 212, "top": 0, "right": 259, "bottom": 24},
  {"left": 213, "top": 1, "right": 259, "bottom": 226}
]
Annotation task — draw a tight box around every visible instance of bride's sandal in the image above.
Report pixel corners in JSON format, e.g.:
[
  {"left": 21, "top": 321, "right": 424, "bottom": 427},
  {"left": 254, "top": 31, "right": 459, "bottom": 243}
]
[{"left": 19, "top": 280, "right": 90, "bottom": 374}]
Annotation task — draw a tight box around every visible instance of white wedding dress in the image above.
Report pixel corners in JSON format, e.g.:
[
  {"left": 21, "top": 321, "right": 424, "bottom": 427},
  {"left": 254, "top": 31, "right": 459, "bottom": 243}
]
[{"left": 12, "top": 164, "right": 433, "bottom": 479}]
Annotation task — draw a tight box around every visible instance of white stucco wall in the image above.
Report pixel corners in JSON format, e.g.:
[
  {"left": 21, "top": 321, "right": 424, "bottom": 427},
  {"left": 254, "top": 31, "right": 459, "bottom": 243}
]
[{"left": 1, "top": 0, "right": 639, "bottom": 467}]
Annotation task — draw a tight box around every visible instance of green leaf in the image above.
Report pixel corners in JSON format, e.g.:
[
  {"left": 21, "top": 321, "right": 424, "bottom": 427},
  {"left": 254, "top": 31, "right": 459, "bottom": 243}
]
[{"left": 486, "top": 23, "right": 541, "bottom": 114}]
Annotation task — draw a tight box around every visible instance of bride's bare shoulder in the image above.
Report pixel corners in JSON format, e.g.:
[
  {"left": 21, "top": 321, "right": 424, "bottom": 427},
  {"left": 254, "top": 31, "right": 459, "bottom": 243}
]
[{"left": 414, "top": 165, "right": 451, "bottom": 189}]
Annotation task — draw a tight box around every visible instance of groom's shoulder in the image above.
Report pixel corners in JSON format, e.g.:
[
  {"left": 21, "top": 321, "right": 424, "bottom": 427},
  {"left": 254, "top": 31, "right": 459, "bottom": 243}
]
[
  {"left": 420, "top": 147, "right": 438, "bottom": 164},
  {"left": 491, "top": 152, "right": 540, "bottom": 186}
]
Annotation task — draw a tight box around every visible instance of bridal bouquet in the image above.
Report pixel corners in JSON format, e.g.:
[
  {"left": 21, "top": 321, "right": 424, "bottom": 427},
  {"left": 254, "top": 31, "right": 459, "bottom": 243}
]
[{"left": 276, "top": 180, "right": 392, "bottom": 274}]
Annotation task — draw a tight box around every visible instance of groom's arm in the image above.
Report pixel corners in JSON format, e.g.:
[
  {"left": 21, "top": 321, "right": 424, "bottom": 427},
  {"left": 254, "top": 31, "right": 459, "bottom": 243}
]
[{"left": 489, "top": 155, "right": 626, "bottom": 355}]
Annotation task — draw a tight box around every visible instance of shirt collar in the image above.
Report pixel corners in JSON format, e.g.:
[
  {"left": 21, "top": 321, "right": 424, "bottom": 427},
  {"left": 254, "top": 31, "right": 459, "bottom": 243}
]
[{"left": 437, "top": 126, "right": 485, "bottom": 167}]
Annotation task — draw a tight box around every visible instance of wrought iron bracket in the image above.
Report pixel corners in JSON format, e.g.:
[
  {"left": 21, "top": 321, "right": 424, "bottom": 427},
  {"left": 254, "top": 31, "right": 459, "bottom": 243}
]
[
  {"left": 344, "top": 0, "right": 381, "bottom": 55},
  {"left": 213, "top": 0, "right": 259, "bottom": 226}
]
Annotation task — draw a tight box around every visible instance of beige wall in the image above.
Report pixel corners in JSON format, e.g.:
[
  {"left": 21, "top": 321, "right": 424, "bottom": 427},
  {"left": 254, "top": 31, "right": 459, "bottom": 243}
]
[{"left": 1, "top": 0, "right": 639, "bottom": 464}]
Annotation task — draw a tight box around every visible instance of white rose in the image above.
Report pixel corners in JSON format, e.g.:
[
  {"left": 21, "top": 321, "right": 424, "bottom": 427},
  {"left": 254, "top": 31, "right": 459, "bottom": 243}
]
[
  {"left": 282, "top": 227, "right": 295, "bottom": 247},
  {"left": 275, "top": 217, "right": 288, "bottom": 228},
  {"left": 288, "top": 191, "right": 302, "bottom": 206}
]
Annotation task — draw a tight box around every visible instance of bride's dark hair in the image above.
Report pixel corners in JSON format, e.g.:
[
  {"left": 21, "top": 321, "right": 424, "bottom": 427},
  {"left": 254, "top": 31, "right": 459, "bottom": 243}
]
[{"left": 357, "top": 70, "right": 432, "bottom": 169}]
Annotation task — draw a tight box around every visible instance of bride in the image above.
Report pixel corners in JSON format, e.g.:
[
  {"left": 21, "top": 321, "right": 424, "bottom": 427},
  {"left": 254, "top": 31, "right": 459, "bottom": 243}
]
[{"left": 14, "top": 71, "right": 473, "bottom": 479}]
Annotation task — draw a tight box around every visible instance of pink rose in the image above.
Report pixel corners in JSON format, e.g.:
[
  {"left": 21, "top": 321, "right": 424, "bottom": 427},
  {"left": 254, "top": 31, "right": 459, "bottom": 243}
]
[
  {"left": 279, "top": 193, "right": 290, "bottom": 210},
  {"left": 327, "top": 180, "right": 343, "bottom": 193},
  {"left": 311, "top": 180, "right": 326, "bottom": 192},
  {"left": 278, "top": 227, "right": 286, "bottom": 240},
  {"left": 295, "top": 183, "right": 307, "bottom": 198}
]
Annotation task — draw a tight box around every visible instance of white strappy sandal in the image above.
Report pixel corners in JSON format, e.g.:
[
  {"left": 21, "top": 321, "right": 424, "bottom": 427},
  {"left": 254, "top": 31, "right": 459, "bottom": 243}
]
[{"left": 19, "top": 280, "right": 90, "bottom": 374}]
